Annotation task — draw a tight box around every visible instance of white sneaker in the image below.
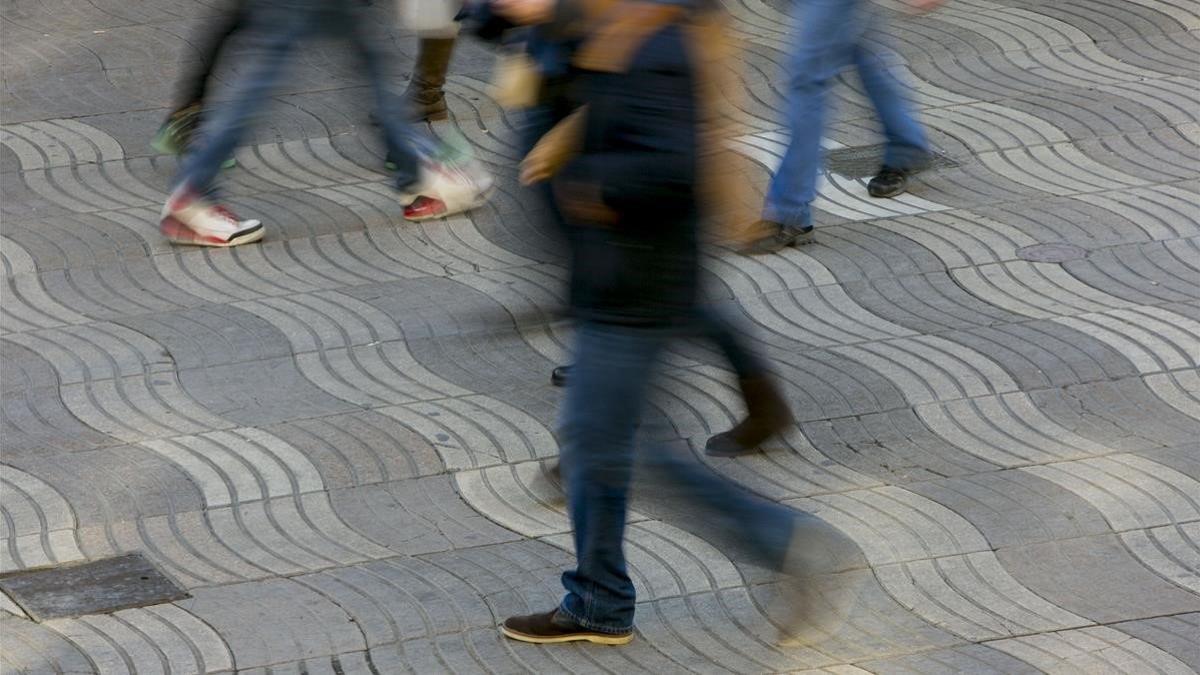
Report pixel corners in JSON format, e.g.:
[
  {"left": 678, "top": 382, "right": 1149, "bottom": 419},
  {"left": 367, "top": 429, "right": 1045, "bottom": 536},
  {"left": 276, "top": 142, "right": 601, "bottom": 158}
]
[
  {"left": 160, "top": 185, "right": 263, "bottom": 247},
  {"left": 402, "top": 157, "right": 494, "bottom": 222}
]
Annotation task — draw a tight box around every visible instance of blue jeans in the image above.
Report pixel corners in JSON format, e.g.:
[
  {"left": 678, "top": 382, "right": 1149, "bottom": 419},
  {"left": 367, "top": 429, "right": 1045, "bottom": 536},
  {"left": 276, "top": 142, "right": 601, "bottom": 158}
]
[
  {"left": 764, "top": 0, "right": 928, "bottom": 229},
  {"left": 175, "top": 0, "right": 423, "bottom": 195},
  {"left": 558, "top": 321, "right": 797, "bottom": 633}
]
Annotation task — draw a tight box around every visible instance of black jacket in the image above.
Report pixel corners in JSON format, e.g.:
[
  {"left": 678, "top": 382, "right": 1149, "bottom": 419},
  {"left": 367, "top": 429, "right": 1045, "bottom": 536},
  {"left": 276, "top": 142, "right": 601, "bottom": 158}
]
[{"left": 559, "top": 22, "right": 700, "bottom": 326}]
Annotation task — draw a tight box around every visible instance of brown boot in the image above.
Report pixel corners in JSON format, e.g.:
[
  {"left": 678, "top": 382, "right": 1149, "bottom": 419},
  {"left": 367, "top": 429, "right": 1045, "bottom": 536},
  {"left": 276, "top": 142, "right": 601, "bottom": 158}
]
[
  {"left": 404, "top": 37, "right": 456, "bottom": 121},
  {"left": 705, "top": 376, "right": 793, "bottom": 456}
]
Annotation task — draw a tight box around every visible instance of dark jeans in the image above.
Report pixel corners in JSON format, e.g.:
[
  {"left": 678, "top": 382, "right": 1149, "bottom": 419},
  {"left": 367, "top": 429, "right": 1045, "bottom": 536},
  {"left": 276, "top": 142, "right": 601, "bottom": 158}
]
[
  {"left": 173, "top": 0, "right": 249, "bottom": 110},
  {"left": 175, "top": 0, "right": 422, "bottom": 194},
  {"left": 692, "top": 305, "right": 766, "bottom": 381},
  {"left": 557, "top": 320, "right": 797, "bottom": 632}
]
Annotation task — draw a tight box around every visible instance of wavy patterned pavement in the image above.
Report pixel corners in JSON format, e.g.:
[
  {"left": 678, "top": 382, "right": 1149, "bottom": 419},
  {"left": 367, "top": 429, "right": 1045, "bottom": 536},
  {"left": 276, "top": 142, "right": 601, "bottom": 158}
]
[{"left": 2, "top": 0, "right": 1199, "bottom": 671}]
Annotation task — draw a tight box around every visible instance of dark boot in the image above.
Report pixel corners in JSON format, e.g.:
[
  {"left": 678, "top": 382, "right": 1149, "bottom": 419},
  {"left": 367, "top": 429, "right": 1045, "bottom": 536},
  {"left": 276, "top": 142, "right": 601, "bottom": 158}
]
[
  {"left": 404, "top": 37, "right": 456, "bottom": 121},
  {"left": 705, "top": 376, "right": 793, "bottom": 456}
]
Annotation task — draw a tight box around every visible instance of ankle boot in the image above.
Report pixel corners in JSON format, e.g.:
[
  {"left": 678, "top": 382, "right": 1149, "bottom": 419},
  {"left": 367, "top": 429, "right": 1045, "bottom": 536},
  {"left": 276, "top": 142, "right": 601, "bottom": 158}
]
[
  {"left": 404, "top": 37, "right": 456, "bottom": 121},
  {"left": 705, "top": 376, "right": 794, "bottom": 456}
]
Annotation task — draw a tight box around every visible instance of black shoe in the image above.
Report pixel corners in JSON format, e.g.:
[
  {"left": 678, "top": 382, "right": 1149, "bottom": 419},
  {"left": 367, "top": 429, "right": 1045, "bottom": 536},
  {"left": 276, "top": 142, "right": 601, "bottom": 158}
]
[
  {"left": 867, "top": 155, "right": 930, "bottom": 198},
  {"left": 501, "top": 609, "right": 634, "bottom": 645},
  {"left": 705, "top": 376, "right": 794, "bottom": 456},
  {"left": 737, "top": 220, "right": 814, "bottom": 255},
  {"left": 551, "top": 365, "right": 571, "bottom": 387},
  {"left": 734, "top": 220, "right": 820, "bottom": 254}
]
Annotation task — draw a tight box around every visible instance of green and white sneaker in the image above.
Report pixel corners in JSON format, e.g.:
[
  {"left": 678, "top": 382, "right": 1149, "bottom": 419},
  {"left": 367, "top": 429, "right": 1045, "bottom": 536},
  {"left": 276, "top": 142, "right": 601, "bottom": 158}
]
[{"left": 152, "top": 103, "right": 236, "bottom": 169}]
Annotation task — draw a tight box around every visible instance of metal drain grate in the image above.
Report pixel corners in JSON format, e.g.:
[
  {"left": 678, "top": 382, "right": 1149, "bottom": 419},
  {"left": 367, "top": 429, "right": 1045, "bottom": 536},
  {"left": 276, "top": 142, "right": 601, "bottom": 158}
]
[
  {"left": 0, "top": 554, "right": 188, "bottom": 621},
  {"left": 1016, "top": 242, "right": 1087, "bottom": 263},
  {"left": 824, "top": 144, "right": 960, "bottom": 178}
]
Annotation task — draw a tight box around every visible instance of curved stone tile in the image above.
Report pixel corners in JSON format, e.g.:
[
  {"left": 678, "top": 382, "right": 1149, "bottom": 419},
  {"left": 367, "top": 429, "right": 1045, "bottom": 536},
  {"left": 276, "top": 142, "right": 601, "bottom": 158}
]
[
  {"left": 0, "top": 465, "right": 85, "bottom": 573},
  {"left": 329, "top": 477, "right": 522, "bottom": 555},
  {"left": 0, "top": 613, "right": 96, "bottom": 673},
  {"left": 987, "top": 625, "right": 1195, "bottom": 674},
  {"left": 382, "top": 396, "right": 558, "bottom": 471},
  {"left": 80, "top": 493, "right": 395, "bottom": 589},
  {"left": 787, "top": 487, "right": 1095, "bottom": 641},
  {"left": 1113, "top": 613, "right": 1200, "bottom": 672},
  {"left": 42, "top": 604, "right": 234, "bottom": 675},
  {"left": 997, "top": 534, "right": 1200, "bottom": 622},
  {"left": 181, "top": 578, "right": 365, "bottom": 670}
]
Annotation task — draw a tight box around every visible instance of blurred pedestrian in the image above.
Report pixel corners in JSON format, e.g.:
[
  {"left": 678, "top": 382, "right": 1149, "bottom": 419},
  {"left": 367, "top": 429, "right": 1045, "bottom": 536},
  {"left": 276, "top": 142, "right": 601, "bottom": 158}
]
[
  {"left": 473, "top": 0, "right": 793, "bottom": 457},
  {"left": 495, "top": 0, "right": 857, "bottom": 645},
  {"left": 157, "top": 0, "right": 491, "bottom": 247},
  {"left": 741, "top": 0, "right": 943, "bottom": 254},
  {"left": 151, "top": 0, "right": 250, "bottom": 162}
]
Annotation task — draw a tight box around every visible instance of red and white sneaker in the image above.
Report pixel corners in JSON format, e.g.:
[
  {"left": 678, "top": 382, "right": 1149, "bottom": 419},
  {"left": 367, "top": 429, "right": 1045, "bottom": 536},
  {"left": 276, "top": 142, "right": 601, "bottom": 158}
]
[
  {"left": 160, "top": 186, "right": 264, "bottom": 247},
  {"left": 402, "top": 159, "right": 494, "bottom": 222}
]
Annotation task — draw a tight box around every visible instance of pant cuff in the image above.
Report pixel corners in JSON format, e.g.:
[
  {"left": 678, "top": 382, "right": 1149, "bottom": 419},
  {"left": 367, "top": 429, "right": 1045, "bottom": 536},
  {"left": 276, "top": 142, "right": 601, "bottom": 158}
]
[{"left": 556, "top": 602, "right": 633, "bottom": 634}]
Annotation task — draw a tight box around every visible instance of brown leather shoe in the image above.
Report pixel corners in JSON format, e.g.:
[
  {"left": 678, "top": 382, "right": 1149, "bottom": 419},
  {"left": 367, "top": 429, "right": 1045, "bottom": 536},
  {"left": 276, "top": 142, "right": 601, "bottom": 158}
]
[{"left": 500, "top": 609, "right": 634, "bottom": 645}]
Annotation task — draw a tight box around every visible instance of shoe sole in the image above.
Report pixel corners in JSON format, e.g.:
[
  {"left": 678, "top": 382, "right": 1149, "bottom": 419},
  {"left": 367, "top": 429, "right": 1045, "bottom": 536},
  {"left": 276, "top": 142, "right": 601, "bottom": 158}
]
[
  {"left": 738, "top": 231, "right": 816, "bottom": 255},
  {"left": 867, "top": 185, "right": 906, "bottom": 198},
  {"left": 161, "top": 218, "right": 264, "bottom": 247},
  {"left": 704, "top": 421, "right": 794, "bottom": 457},
  {"left": 500, "top": 624, "right": 634, "bottom": 645}
]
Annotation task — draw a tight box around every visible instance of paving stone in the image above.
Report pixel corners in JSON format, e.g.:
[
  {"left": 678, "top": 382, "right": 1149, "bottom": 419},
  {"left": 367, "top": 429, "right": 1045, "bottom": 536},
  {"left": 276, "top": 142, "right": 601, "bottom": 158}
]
[
  {"left": 2, "top": 0, "right": 1199, "bottom": 669},
  {"left": 1113, "top": 613, "right": 1200, "bottom": 672},
  {"left": 183, "top": 578, "right": 364, "bottom": 669},
  {"left": 329, "top": 476, "right": 523, "bottom": 554},
  {"left": 176, "top": 355, "right": 360, "bottom": 426},
  {"left": 861, "top": 642, "right": 1041, "bottom": 674},
  {"left": 996, "top": 534, "right": 1200, "bottom": 623},
  {"left": 262, "top": 410, "right": 447, "bottom": 487},
  {"left": 903, "top": 470, "right": 1112, "bottom": 549},
  {"left": 7, "top": 444, "right": 205, "bottom": 527},
  {"left": 116, "top": 303, "right": 294, "bottom": 371}
]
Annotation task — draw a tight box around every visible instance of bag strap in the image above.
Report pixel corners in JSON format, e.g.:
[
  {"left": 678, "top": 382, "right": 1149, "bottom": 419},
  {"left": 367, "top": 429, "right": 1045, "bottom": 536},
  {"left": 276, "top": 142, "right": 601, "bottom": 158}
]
[{"left": 573, "top": 1, "right": 689, "bottom": 73}]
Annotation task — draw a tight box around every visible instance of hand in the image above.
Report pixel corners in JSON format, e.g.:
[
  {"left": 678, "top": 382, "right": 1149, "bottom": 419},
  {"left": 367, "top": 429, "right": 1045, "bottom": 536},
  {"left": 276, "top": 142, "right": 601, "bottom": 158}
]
[
  {"left": 519, "top": 150, "right": 554, "bottom": 185},
  {"left": 492, "top": 0, "right": 554, "bottom": 25}
]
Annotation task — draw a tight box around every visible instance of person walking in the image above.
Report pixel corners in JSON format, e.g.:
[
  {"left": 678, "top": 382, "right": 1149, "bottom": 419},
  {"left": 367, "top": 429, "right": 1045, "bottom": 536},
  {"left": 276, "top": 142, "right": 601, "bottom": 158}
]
[
  {"left": 477, "top": 0, "right": 794, "bottom": 458},
  {"left": 157, "top": 0, "right": 490, "bottom": 247},
  {"left": 495, "top": 0, "right": 858, "bottom": 645},
  {"left": 152, "top": 0, "right": 251, "bottom": 161},
  {"left": 741, "top": 0, "right": 942, "bottom": 253}
]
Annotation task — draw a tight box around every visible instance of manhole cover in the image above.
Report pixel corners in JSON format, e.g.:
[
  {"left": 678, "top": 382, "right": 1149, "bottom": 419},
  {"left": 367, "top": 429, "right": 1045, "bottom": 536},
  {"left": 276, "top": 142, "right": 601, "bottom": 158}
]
[
  {"left": 1016, "top": 242, "right": 1087, "bottom": 263},
  {"left": 0, "top": 554, "right": 188, "bottom": 621},
  {"left": 824, "top": 144, "right": 960, "bottom": 178}
]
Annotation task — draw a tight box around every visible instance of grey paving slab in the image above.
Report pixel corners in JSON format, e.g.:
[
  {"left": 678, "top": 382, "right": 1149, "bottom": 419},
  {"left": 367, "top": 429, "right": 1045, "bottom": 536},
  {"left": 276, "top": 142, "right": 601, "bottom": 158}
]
[
  {"left": 7, "top": 444, "right": 205, "bottom": 527},
  {"left": 902, "top": 470, "right": 1112, "bottom": 549},
  {"left": 262, "top": 410, "right": 447, "bottom": 487},
  {"left": 861, "top": 643, "right": 1041, "bottom": 674},
  {"left": 329, "top": 476, "right": 523, "bottom": 554},
  {"left": 115, "top": 304, "right": 294, "bottom": 371},
  {"left": 996, "top": 534, "right": 1200, "bottom": 623},
  {"left": 1113, "top": 613, "right": 1200, "bottom": 672},
  {"left": 3, "top": 0, "right": 1199, "bottom": 670},
  {"left": 176, "top": 355, "right": 361, "bottom": 426}
]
